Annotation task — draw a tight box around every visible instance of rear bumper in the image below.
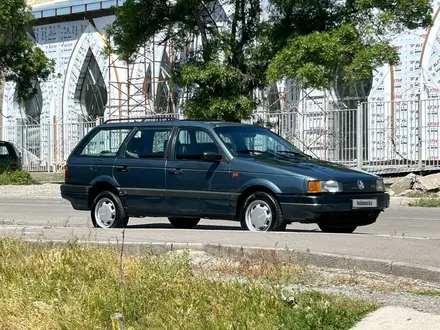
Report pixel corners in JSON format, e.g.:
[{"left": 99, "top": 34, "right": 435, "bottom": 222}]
[
  {"left": 278, "top": 192, "right": 390, "bottom": 226},
  {"left": 60, "top": 183, "right": 91, "bottom": 211}
]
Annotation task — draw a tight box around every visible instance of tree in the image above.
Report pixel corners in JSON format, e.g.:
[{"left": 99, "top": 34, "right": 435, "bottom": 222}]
[
  {"left": 107, "top": 0, "right": 433, "bottom": 121},
  {"left": 0, "top": 0, "right": 54, "bottom": 100},
  {"left": 266, "top": 0, "right": 433, "bottom": 99},
  {"left": 106, "top": 0, "right": 268, "bottom": 121}
]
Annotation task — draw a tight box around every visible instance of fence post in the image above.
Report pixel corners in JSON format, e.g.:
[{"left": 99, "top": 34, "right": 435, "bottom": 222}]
[
  {"left": 53, "top": 116, "right": 57, "bottom": 172},
  {"left": 356, "top": 102, "right": 363, "bottom": 169},
  {"left": 47, "top": 122, "right": 51, "bottom": 172},
  {"left": 418, "top": 95, "right": 423, "bottom": 170}
]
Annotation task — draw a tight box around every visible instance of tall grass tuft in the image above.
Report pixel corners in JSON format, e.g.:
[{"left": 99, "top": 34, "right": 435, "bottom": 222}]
[
  {"left": 0, "top": 239, "right": 376, "bottom": 329},
  {"left": 0, "top": 168, "right": 37, "bottom": 185}
]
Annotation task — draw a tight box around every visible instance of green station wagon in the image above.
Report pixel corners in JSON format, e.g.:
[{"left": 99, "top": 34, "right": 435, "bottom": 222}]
[{"left": 61, "top": 118, "right": 390, "bottom": 233}]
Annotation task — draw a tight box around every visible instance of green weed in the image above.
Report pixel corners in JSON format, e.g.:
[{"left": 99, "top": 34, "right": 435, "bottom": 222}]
[
  {"left": 0, "top": 239, "right": 376, "bottom": 330},
  {"left": 0, "top": 169, "right": 38, "bottom": 185},
  {"left": 409, "top": 198, "right": 440, "bottom": 207}
]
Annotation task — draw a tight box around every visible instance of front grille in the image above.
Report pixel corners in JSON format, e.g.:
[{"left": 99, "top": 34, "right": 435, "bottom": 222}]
[{"left": 342, "top": 180, "right": 376, "bottom": 193}]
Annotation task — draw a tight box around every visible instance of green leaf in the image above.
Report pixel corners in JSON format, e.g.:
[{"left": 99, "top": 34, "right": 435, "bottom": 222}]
[
  {"left": 108, "top": 0, "right": 433, "bottom": 116},
  {"left": 0, "top": 0, "right": 54, "bottom": 100}
]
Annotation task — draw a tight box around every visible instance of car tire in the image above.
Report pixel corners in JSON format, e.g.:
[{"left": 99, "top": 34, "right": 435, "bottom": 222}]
[
  {"left": 240, "top": 191, "right": 287, "bottom": 232},
  {"left": 168, "top": 217, "right": 200, "bottom": 229},
  {"left": 318, "top": 224, "right": 357, "bottom": 233},
  {"left": 91, "top": 191, "right": 129, "bottom": 229}
]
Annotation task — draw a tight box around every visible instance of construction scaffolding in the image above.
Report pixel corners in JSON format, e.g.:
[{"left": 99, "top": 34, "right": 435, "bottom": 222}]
[
  {"left": 105, "top": 0, "right": 232, "bottom": 120},
  {"left": 107, "top": 33, "right": 178, "bottom": 120}
]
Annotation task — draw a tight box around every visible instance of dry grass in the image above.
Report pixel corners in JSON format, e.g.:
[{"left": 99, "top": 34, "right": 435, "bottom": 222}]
[
  {"left": 409, "top": 197, "right": 440, "bottom": 207},
  {"left": 199, "top": 251, "right": 440, "bottom": 296},
  {"left": 409, "top": 289, "right": 440, "bottom": 296},
  {"left": 0, "top": 239, "right": 376, "bottom": 330}
]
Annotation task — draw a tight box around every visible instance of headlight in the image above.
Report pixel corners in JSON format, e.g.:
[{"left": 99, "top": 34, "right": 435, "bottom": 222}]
[
  {"left": 376, "top": 178, "right": 385, "bottom": 192},
  {"left": 307, "top": 180, "right": 342, "bottom": 193}
]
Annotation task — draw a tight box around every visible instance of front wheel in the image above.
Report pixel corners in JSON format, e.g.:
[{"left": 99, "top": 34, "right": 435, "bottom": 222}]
[
  {"left": 168, "top": 217, "right": 200, "bottom": 229},
  {"left": 318, "top": 224, "right": 357, "bottom": 233},
  {"left": 91, "top": 191, "right": 129, "bottom": 229},
  {"left": 240, "top": 191, "right": 286, "bottom": 232}
]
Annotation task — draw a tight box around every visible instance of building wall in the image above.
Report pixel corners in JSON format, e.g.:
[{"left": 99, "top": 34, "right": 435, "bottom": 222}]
[
  {"left": 367, "top": 2, "right": 440, "bottom": 162},
  {"left": 4, "top": 0, "right": 440, "bottom": 168},
  {"left": 2, "top": 17, "right": 118, "bottom": 165}
]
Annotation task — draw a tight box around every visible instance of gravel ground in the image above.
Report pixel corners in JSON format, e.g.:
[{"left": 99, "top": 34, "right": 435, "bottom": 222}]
[
  {"left": 174, "top": 250, "right": 440, "bottom": 315},
  {"left": 0, "top": 183, "right": 62, "bottom": 199},
  {"left": 305, "top": 285, "right": 440, "bottom": 315}
]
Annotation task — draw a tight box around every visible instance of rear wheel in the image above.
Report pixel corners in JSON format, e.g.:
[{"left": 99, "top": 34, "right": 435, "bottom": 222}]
[
  {"left": 168, "top": 217, "right": 200, "bottom": 229},
  {"left": 91, "top": 191, "right": 129, "bottom": 228},
  {"left": 240, "top": 191, "right": 286, "bottom": 232},
  {"left": 318, "top": 224, "right": 357, "bottom": 233}
]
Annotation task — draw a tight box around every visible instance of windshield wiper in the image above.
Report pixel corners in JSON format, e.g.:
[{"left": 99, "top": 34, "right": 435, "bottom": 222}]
[
  {"left": 236, "top": 149, "right": 277, "bottom": 156},
  {"left": 276, "top": 150, "right": 312, "bottom": 159},
  {"left": 236, "top": 149, "right": 292, "bottom": 159}
]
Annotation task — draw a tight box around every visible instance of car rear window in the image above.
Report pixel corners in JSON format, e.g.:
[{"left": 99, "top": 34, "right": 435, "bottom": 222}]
[{"left": 0, "top": 145, "right": 10, "bottom": 157}]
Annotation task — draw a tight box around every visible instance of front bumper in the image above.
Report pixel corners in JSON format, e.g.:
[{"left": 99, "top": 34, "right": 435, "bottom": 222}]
[
  {"left": 60, "top": 183, "right": 91, "bottom": 211},
  {"left": 278, "top": 192, "right": 390, "bottom": 225}
]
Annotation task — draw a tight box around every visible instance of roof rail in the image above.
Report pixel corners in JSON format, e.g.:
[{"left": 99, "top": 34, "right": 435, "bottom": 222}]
[
  {"left": 179, "top": 119, "right": 224, "bottom": 122},
  {"left": 103, "top": 115, "right": 179, "bottom": 124}
]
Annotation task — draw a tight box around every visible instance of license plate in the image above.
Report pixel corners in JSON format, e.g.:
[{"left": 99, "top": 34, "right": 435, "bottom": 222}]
[{"left": 352, "top": 199, "right": 377, "bottom": 208}]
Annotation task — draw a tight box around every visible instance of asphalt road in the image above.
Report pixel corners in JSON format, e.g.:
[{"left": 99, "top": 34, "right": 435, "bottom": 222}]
[{"left": 0, "top": 198, "right": 439, "bottom": 269}]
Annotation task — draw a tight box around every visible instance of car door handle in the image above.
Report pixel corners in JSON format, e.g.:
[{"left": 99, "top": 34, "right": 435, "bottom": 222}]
[
  {"left": 115, "top": 165, "right": 129, "bottom": 172},
  {"left": 168, "top": 168, "right": 182, "bottom": 175}
]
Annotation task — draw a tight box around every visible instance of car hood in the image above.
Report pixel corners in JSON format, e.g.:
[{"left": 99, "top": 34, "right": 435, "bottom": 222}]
[{"left": 239, "top": 156, "right": 377, "bottom": 181}]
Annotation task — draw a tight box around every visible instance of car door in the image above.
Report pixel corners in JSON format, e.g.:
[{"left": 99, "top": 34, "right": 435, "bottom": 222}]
[
  {"left": 165, "top": 127, "right": 232, "bottom": 216},
  {"left": 67, "top": 127, "right": 132, "bottom": 186},
  {"left": 113, "top": 126, "right": 173, "bottom": 215}
]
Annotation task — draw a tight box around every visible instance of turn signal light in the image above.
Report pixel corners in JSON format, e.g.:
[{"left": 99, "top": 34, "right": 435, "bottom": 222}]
[{"left": 307, "top": 180, "right": 321, "bottom": 193}]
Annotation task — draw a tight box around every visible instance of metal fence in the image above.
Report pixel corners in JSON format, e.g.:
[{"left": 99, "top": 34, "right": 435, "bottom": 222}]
[
  {"left": 0, "top": 120, "right": 98, "bottom": 172},
  {"left": 253, "top": 98, "right": 440, "bottom": 175},
  {"left": 2, "top": 99, "right": 440, "bottom": 175}
]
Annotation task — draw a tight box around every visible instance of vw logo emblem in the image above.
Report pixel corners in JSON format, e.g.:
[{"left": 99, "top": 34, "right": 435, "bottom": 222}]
[{"left": 357, "top": 180, "right": 365, "bottom": 190}]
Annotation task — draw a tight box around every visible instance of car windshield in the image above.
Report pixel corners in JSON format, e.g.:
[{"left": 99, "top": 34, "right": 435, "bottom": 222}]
[{"left": 214, "top": 126, "right": 309, "bottom": 159}]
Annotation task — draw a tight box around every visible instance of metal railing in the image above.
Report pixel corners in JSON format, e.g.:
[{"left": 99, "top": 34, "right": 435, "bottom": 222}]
[
  {"left": 252, "top": 98, "right": 440, "bottom": 175},
  {"left": 2, "top": 99, "right": 440, "bottom": 174}
]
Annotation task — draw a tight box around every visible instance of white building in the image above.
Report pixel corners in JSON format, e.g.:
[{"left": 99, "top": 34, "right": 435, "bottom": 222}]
[{"left": 2, "top": 0, "right": 440, "bottom": 171}]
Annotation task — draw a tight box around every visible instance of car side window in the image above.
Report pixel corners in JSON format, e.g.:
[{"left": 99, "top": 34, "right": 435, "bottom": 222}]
[
  {"left": 78, "top": 128, "right": 131, "bottom": 157},
  {"left": 175, "top": 128, "right": 219, "bottom": 160},
  {"left": 125, "top": 128, "right": 172, "bottom": 159}
]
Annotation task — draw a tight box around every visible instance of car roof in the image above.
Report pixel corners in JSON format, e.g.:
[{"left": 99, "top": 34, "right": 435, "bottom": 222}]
[{"left": 97, "top": 119, "right": 258, "bottom": 129}]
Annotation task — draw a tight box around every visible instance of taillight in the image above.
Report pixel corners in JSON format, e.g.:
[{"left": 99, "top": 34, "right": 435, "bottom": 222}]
[
  {"left": 64, "top": 165, "right": 68, "bottom": 180},
  {"left": 11, "top": 158, "right": 17, "bottom": 167}
]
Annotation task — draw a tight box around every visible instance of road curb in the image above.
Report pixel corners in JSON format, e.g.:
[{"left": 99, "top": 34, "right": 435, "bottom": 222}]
[{"left": 22, "top": 238, "right": 440, "bottom": 284}]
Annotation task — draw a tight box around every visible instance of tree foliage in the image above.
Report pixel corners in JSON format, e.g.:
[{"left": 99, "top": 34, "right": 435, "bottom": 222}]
[
  {"left": 107, "top": 0, "right": 433, "bottom": 120},
  {"left": 267, "top": 0, "right": 433, "bottom": 95},
  {"left": 107, "top": 0, "right": 266, "bottom": 121},
  {"left": 0, "top": 0, "right": 54, "bottom": 100},
  {"left": 180, "top": 62, "right": 254, "bottom": 121}
]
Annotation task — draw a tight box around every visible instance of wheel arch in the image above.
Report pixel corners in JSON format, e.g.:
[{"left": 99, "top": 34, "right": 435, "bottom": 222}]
[
  {"left": 88, "top": 178, "right": 120, "bottom": 208},
  {"left": 235, "top": 180, "right": 281, "bottom": 218}
]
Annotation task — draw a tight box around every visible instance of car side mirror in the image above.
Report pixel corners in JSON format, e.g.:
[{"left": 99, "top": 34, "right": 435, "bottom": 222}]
[{"left": 202, "top": 152, "right": 222, "bottom": 162}]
